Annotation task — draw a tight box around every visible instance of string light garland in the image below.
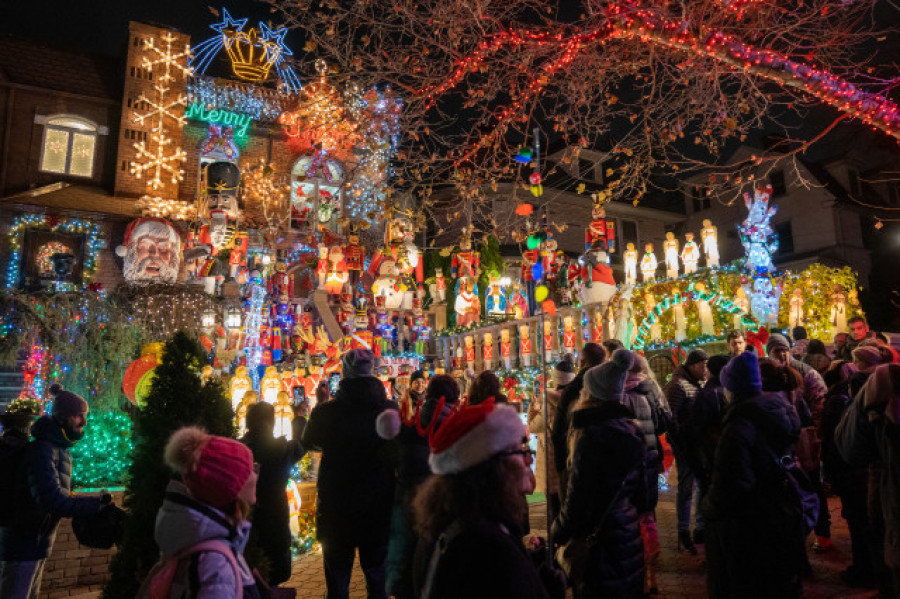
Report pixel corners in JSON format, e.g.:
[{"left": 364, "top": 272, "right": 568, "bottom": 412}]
[
  {"left": 4, "top": 215, "right": 102, "bottom": 290},
  {"left": 186, "top": 76, "right": 290, "bottom": 121},
  {"left": 70, "top": 410, "right": 134, "bottom": 488}
]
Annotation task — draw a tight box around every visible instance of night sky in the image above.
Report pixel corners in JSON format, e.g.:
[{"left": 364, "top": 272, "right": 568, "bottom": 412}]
[{"left": 0, "top": 0, "right": 304, "bottom": 58}]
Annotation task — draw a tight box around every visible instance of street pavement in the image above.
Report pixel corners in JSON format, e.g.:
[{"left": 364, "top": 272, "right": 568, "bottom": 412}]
[{"left": 284, "top": 481, "right": 879, "bottom": 599}]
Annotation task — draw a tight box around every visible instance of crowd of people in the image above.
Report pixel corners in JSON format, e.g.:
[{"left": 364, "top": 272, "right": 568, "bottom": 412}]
[{"left": 2, "top": 315, "right": 900, "bottom": 599}]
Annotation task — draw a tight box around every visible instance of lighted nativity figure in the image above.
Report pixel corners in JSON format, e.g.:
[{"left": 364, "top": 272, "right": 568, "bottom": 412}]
[
  {"left": 788, "top": 288, "right": 805, "bottom": 329},
  {"left": 681, "top": 233, "right": 701, "bottom": 274},
  {"left": 830, "top": 284, "right": 848, "bottom": 337},
  {"left": 640, "top": 243, "right": 658, "bottom": 283},
  {"left": 663, "top": 232, "right": 680, "bottom": 278},
  {"left": 694, "top": 283, "right": 716, "bottom": 336},
  {"left": 623, "top": 242, "right": 638, "bottom": 286},
  {"left": 701, "top": 219, "right": 719, "bottom": 267}
]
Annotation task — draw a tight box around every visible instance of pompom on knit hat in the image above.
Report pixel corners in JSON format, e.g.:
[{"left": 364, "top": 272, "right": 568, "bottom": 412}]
[
  {"left": 164, "top": 427, "right": 254, "bottom": 509},
  {"left": 720, "top": 351, "right": 762, "bottom": 395},
  {"left": 49, "top": 383, "right": 88, "bottom": 420},
  {"left": 584, "top": 349, "right": 636, "bottom": 399},
  {"left": 342, "top": 348, "right": 375, "bottom": 379},
  {"left": 428, "top": 398, "right": 525, "bottom": 475},
  {"left": 766, "top": 333, "right": 791, "bottom": 355}
]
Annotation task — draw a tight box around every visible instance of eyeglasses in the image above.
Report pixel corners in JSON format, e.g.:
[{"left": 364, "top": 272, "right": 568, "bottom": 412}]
[{"left": 501, "top": 447, "right": 535, "bottom": 460}]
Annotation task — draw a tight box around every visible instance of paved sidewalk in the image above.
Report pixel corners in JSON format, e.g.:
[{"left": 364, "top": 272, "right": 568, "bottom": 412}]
[{"left": 284, "top": 483, "right": 878, "bottom": 598}]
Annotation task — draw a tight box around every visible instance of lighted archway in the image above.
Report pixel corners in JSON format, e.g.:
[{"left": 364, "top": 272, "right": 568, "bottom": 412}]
[{"left": 632, "top": 281, "right": 759, "bottom": 351}]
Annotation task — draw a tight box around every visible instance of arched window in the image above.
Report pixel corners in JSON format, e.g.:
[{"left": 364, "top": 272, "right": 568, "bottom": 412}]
[
  {"left": 290, "top": 154, "right": 344, "bottom": 229},
  {"left": 38, "top": 115, "right": 100, "bottom": 177}
]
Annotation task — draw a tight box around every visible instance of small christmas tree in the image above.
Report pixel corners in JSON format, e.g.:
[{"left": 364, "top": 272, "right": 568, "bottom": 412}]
[{"left": 102, "top": 332, "right": 234, "bottom": 599}]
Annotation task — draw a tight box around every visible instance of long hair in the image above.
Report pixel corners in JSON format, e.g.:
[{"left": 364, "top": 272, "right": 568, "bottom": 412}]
[{"left": 413, "top": 455, "right": 528, "bottom": 546}]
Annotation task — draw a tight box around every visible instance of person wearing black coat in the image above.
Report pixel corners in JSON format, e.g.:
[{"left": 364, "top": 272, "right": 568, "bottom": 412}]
[
  {"left": 241, "top": 402, "right": 306, "bottom": 585},
  {"left": 690, "top": 354, "right": 731, "bottom": 495},
  {"left": 702, "top": 351, "right": 805, "bottom": 599},
  {"left": 0, "top": 386, "right": 106, "bottom": 599},
  {"left": 550, "top": 343, "right": 606, "bottom": 501},
  {"left": 301, "top": 349, "right": 401, "bottom": 599},
  {"left": 552, "top": 350, "right": 648, "bottom": 599}
]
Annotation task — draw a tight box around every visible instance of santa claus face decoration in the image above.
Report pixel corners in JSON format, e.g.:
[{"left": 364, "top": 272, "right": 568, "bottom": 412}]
[{"left": 117, "top": 218, "right": 182, "bottom": 284}]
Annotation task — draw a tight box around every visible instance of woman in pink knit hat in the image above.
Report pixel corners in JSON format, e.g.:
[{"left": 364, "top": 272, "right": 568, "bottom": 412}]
[{"left": 154, "top": 427, "right": 261, "bottom": 598}]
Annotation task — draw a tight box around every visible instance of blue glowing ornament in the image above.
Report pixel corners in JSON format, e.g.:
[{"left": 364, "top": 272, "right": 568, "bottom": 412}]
[
  {"left": 514, "top": 148, "right": 534, "bottom": 164},
  {"left": 531, "top": 263, "right": 544, "bottom": 281}
]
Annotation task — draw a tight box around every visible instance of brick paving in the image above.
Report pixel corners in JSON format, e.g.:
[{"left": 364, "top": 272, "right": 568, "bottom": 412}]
[{"left": 283, "top": 481, "right": 879, "bottom": 599}]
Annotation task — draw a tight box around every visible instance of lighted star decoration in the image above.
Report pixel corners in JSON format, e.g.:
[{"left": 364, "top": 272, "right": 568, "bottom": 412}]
[
  {"left": 191, "top": 8, "right": 301, "bottom": 92},
  {"left": 130, "top": 31, "right": 192, "bottom": 193}
]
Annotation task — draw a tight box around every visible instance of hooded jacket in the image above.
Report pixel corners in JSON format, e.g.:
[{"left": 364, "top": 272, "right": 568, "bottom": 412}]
[
  {"left": 663, "top": 365, "right": 704, "bottom": 446},
  {"left": 154, "top": 480, "right": 257, "bottom": 599},
  {"left": 552, "top": 401, "right": 647, "bottom": 598},
  {"left": 0, "top": 415, "right": 101, "bottom": 560},
  {"left": 301, "top": 376, "right": 398, "bottom": 541},
  {"left": 702, "top": 392, "right": 804, "bottom": 598},
  {"left": 621, "top": 374, "right": 669, "bottom": 511}
]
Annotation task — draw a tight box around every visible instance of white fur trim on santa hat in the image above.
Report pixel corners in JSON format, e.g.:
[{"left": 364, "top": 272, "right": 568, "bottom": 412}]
[
  {"left": 429, "top": 403, "right": 525, "bottom": 475},
  {"left": 376, "top": 408, "right": 401, "bottom": 440}
]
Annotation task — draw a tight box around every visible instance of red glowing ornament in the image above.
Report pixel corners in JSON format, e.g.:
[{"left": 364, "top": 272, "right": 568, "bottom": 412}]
[
  {"left": 529, "top": 173, "right": 542, "bottom": 185},
  {"left": 515, "top": 203, "right": 534, "bottom": 216},
  {"left": 542, "top": 299, "right": 557, "bottom": 316}
]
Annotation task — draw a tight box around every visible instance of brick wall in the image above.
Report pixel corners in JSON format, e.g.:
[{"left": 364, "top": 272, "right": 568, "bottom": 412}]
[{"left": 37, "top": 490, "right": 123, "bottom": 599}]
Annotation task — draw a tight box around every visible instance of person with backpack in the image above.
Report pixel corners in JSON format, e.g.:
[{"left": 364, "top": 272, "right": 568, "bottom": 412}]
[
  {"left": 663, "top": 348, "right": 708, "bottom": 554},
  {"left": 702, "top": 351, "right": 805, "bottom": 598},
  {"left": 240, "top": 402, "right": 306, "bottom": 586},
  {"left": 151, "top": 426, "right": 260, "bottom": 599},
  {"left": 820, "top": 345, "right": 882, "bottom": 587},
  {"left": 0, "top": 385, "right": 110, "bottom": 599},
  {"left": 835, "top": 362, "right": 900, "bottom": 597}
]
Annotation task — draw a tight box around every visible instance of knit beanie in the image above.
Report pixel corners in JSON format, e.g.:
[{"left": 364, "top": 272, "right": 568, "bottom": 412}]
[
  {"left": 685, "top": 349, "right": 709, "bottom": 367},
  {"left": 554, "top": 354, "right": 577, "bottom": 387},
  {"left": 720, "top": 351, "right": 762, "bottom": 395},
  {"left": 342, "top": 348, "right": 375, "bottom": 379},
  {"left": 766, "top": 333, "right": 791, "bottom": 355},
  {"left": 164, "top": 427, "right": 254, "bottom": 509},
  {"left": 852, "top": 345, "right": 883, "bottom": 369},
  {"left": 584, "top": 350, "right": 636, "bottom": 400},
  {"left": 410, "top": 370, "right": 426, "bottom": 383},
  {"left": 429, "top": 398, "right": 525, "bottom": 475},
  {"left": 49, "top": 383, "right": 88, "bottom": 420}
]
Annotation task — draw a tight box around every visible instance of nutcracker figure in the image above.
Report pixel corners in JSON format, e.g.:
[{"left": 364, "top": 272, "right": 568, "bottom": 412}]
[
  {"left": 429, "top": 267, "right": 447, "bottom": 304},
  {"left": 464, "top": 335, "right": 476, "bottom": 371},
  {"left": 350, "top": 298, "right": 374, "bottom": 351},
  {"left": 681, "top": 232, "right": 701, "bottom": 274},
  {"left": 452, "top": 231, "right": 481, "bottom": 286},
  {"left": 374, "top": 295, "right": 392, "bottom": 357},
  {"left": 268, "top": 260, "right": 293, "bottom": 297},
  {"left": 411, "top": 297, "right": 428, "bottom": 355},
  {"left": 501, "top": 328, "right": 512, "bottom": 370},
  {"left": 585, "top": 195, "right": 616, "bottom": 253},
  {"left": 543, "top": 320, "right": 555, "bottom": 364},
  {"left": 344, "top": 232, "right": 365, "bottom": 282},
  {"left": 592, "top": 308, "right": 604, "bottom": 343},
  {"left": 520, "top": 247, "right": 539, "bottom": 315},
  {"left": 483, "top": 331, "right": 494, "bottom": 370},
  {"left": 701, "top": 219, "right": 719, "bottom": 267},
  {"left": 519, "top": 324, "right": 532, "bottom": 367},
  {"left": 377, "top": 365, "right": 393, "bottom": 398},
  {"left": 663, "top": 232, "right": 680, "bottom": 279},
  {"left": 316, "top": 244, "right": 329, "bottom": 290},
  {"left": 640, "top": 243, "right": 658, "bottom": 283},
  {"left": 562, "top": 315, "right": 577, "bottom": 355}
]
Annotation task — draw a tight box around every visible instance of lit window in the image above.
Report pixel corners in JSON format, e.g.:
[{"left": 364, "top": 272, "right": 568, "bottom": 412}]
[{"left": 39, "top": 116, "right": 98, "bottom": 177}]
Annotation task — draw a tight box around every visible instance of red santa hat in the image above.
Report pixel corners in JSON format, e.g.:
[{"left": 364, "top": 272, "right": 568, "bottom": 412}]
[{"left": 428, "top": 398, "right": 526, "bottom": 475}]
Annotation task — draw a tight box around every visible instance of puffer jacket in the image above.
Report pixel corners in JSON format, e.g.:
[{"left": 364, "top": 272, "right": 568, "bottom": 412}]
[
  {"left": 663, "top": 366, "right": 703, "bottom": 447},
  {"left": 702, "top": 392, "right": 804, "bottom": 598},
  {"left": 154, "top": 480, "right": 259, "bottom": 599},
  {"left": 301, "top": 376, "right": 398, "bottom": 542},
  {"left": 552, "top": 401, "right": 647, "bottom": 598},
  {"left": 0, "top": 416, "right": 101, "bottom": 560},
  {"left": 621, "top": 374, "right": 668, "bottom": 511}
]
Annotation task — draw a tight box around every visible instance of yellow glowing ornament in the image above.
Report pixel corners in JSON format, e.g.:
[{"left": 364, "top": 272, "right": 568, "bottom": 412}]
[{"left": 535, "top": 285, "right": 549, "bottom": 303}]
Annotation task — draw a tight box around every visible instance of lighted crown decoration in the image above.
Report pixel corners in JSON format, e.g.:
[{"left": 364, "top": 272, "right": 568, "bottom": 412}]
[{"left": 191, "top": 8, "right": 301, "bottom": 92}]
